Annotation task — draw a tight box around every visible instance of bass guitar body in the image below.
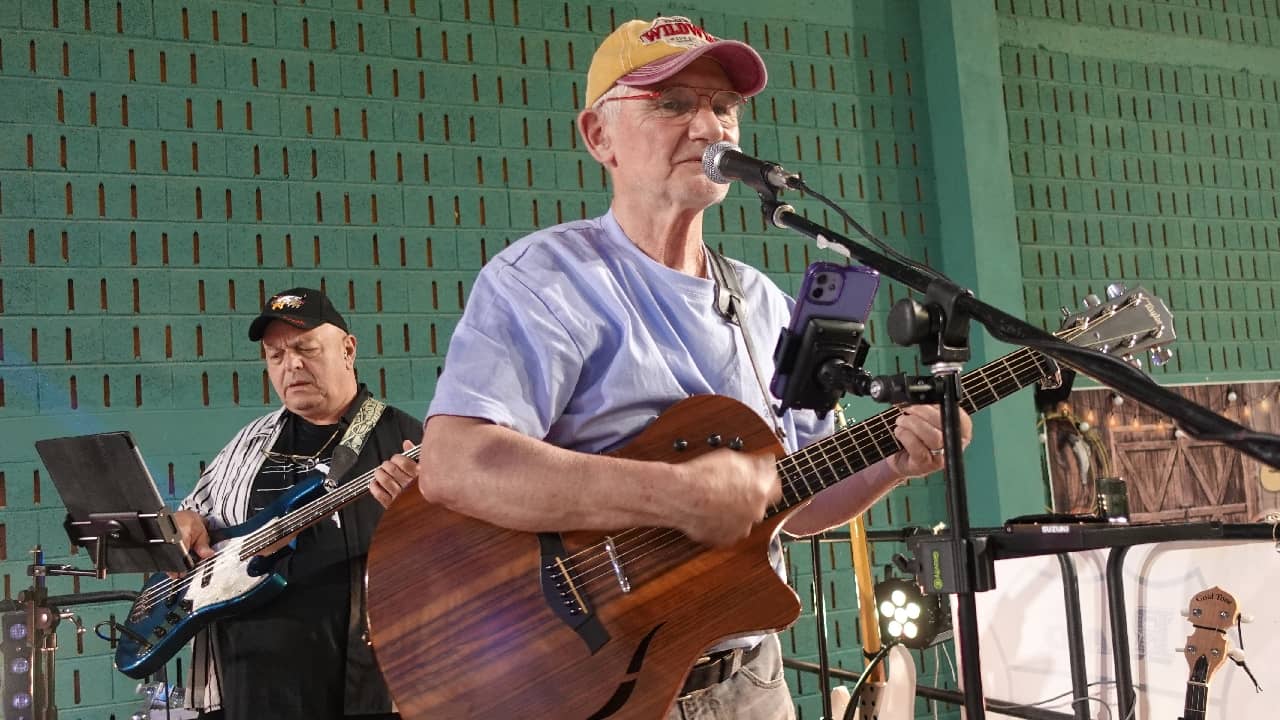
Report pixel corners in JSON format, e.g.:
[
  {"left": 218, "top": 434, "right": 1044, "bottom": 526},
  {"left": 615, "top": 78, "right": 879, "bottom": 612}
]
[
  {"left": 367, "top": 396, "right": 802, "bottom": 720},
  {"left": 114, "top": 473, "right": 324, "bottom": 679}
]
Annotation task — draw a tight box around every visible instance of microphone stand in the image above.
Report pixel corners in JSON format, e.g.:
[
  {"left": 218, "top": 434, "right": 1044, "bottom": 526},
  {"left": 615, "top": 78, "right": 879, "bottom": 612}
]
[{"left": 746, "top": 187, "right": 1280, "bottom": 720}]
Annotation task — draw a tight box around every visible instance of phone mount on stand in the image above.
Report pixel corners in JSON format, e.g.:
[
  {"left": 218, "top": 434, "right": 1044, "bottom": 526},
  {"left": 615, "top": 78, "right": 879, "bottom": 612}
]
[
  {"left": 771, "top": 317, "right": 871, "bottom": 417},
  {"left": 15, "top": 432, "right": 192, "bottom": 720}
]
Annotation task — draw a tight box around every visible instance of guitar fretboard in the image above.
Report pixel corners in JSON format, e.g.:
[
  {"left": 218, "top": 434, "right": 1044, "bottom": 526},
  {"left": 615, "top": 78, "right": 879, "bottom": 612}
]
[
  {"left": 1181, "top": 656, "right": 1209, "bottom": 720},
  {"left": 768, "top": 346, "right": 1055, "bottom": 515},
  {"left": 238, "top": 445, "right": 423, "bottom": 559}
]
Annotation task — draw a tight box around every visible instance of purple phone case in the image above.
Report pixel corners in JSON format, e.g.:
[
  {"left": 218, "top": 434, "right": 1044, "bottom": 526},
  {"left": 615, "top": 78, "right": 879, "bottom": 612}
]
[{"left": 770, "top": 262, "right": 880, "bottom": 399}]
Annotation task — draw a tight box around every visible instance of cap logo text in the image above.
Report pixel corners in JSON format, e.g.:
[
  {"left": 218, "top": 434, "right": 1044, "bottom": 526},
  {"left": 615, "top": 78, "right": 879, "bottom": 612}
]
[{"left": 639, "top": 17, "right": 716, "bottom": 48}]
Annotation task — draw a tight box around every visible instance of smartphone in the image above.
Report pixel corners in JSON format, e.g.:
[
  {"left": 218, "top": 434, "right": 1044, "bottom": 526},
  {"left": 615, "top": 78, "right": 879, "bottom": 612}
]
[{"left": 769, "top": 262, "right": 880, "bottom": 404}]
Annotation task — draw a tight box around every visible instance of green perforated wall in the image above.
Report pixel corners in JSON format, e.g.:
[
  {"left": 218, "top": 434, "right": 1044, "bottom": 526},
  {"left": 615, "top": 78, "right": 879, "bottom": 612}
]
[
  {"left": 997, "top": 0, "right": 1280, "bottom": 381},
  {"left": 0, "top": 2, "right": 958, "bottom": 718},
  {"left": 6, "top": 1, "right": 1277, "bottom": 718}
]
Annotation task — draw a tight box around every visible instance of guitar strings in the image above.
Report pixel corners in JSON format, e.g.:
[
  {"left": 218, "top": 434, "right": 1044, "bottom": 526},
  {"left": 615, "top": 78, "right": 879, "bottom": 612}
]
[
  {"left": 555, "top": 310, "right": 1147, "bottom": 594},
  {"left": 561, "top": 350, "right": 1052, "bottom": 590},
  {"left": 143, "top": 446, "right": 423, "bottom": 605},
  {"left": 557, "top": 344, "right": 1071, "bottom": 593},
  {"left": 132, "top": 447, "right": 423, "bottom": 614},
  {"left": 140, "top": 315, "right": 1141, "bottom": 614}
]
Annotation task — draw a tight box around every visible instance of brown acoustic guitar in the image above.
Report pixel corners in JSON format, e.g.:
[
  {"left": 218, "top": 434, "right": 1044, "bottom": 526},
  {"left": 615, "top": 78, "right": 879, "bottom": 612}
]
[{"left": 367, "top": 286, "right": 1172, "bottom": 719}]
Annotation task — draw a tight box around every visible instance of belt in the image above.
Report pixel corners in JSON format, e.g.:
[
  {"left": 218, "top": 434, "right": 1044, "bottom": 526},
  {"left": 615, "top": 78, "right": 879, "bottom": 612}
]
[{"left": 678, "top": 643, "right": 764, "bottom": 698}]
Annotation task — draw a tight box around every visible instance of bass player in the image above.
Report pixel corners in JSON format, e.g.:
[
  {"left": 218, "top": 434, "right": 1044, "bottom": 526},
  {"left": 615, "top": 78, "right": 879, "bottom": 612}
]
[{"left": 174, "top": 287, "right": 420, "bottom": 720}]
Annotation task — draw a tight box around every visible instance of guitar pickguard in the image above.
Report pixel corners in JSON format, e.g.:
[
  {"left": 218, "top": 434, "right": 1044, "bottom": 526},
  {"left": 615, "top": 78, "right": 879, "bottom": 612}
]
[{"left": 185, "top": 534, "right": 275, "bottom": 611}]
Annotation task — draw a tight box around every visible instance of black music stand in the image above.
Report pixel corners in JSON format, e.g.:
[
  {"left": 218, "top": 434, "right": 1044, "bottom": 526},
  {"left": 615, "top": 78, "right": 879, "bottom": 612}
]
[
  {"left": 34, "top": 431, "right": 190, "bottom": 577},
  {"left": 21, "top": 431, "right": 191, "bottom": 720}
]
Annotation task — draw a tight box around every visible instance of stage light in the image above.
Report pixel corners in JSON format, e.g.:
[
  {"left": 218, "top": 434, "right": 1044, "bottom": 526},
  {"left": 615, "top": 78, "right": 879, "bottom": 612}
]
[
  {"left": 873, "top": 577, "right": 949, "bottom": 650},
  {"left": 2, "top": 612, "right": 34, "bottom": 720}
]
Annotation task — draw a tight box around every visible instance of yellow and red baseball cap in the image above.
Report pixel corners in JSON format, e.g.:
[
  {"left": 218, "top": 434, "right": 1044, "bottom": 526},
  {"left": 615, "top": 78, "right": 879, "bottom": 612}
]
[{"left": 585, "top": 16, "right": 768, "bottom": 108}]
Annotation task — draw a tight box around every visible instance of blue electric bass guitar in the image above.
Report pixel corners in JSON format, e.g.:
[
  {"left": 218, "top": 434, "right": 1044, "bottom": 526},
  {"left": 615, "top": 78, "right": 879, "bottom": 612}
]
[{"left": 114, "top": 445, "right": 421, "bottom": 679}]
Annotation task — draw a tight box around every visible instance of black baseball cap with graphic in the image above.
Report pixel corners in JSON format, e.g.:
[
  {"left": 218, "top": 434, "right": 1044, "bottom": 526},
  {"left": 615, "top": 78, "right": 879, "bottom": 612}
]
[{"left": 248, "top": 287, "right": 349, "bottom": 341}]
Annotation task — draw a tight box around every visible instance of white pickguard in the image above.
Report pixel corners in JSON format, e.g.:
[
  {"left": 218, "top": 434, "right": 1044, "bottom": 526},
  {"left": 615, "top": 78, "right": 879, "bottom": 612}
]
[{"left": 183, "top": 530, "right": 276, "bottom": 611}]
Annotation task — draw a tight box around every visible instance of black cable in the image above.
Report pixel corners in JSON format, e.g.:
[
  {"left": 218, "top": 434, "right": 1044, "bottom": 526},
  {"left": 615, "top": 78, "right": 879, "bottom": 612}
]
[
  {"left": 791, "top": 176, "right": 947, "bottom": 284},
  {"left": 840, "top": 644, "right": 893, "bottom": 720}
]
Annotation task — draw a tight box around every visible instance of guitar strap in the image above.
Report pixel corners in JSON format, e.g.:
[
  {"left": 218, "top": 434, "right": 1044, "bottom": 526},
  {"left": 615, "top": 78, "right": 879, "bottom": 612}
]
[
  {"left": 324, "top": 395, "right": 387, "bottom": 490},
  {"left": 705, "top": 245, "right": 786, "bottom": 440}
]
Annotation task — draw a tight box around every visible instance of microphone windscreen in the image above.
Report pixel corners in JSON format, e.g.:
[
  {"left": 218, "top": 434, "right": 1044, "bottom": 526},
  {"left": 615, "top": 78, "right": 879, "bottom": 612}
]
[{"left": 701, "top": 141, "right": 740, "bottom": 184}]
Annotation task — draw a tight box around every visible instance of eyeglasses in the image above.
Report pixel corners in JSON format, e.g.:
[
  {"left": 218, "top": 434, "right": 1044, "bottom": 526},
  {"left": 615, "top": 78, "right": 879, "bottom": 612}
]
[
  {"left": 261, "top": 425, "right": 342, "bottom": 470},
  {"left": 603, "top": 86, "right": 747, "bottom": 127}
]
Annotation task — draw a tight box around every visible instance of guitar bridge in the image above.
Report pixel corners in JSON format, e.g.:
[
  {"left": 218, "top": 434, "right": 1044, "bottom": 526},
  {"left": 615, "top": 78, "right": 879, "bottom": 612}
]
[{"left": 537, "top": 533, "right": 609, "bottom": 654}]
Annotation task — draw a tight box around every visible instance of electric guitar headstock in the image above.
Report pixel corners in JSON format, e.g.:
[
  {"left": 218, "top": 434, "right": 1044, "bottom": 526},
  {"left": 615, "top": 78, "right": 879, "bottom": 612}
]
[{"left": 1179, "top": 586, "right": 1239, "bottom": 720}]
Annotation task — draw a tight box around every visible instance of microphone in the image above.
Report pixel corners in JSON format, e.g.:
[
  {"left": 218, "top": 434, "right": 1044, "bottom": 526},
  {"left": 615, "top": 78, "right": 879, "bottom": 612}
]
[{"left": 702, "top": 141, "right": 800, "bottom": 194}]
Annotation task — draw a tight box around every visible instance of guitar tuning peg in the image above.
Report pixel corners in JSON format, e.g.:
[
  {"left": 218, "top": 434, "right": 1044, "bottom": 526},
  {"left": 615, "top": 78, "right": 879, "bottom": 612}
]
[
  {"left": 1149, "top": 346, "right": 1173, "bottom": 367},
  {"left": 1229, "top": 648, "right": 1246, "bottom": 661},
  {"left": 1240, "top": 613, "right": 1255, "bottom": 623},
  {"left": 1126, "top": 355, "right": 1143, "bottom": 370},
  {"left": 1106, "top": 283, "right": 1128, "bottom": 299},
  {"left": 1180, "top": 607, "right": 1192, "bottom": 618},
  {"left": 1060, "top": 306, "right": 1072, "bottom": 319},
  {"left": 1082, "top": 293, "right": 1102, "bottom": 309}
]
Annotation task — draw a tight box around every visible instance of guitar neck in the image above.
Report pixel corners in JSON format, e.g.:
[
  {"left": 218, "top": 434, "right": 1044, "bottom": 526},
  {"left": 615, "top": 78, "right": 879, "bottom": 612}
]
[
  {"left": 769, "top": 346, "right": 1054, "bottom": 514},
  {"left": 239, "top": 445, "right": 422, "bottom": 557},
  {"left": 1181, "top": 656, "right": 1209, "bottom": 720},
  {"left": 849, "top": 514, "right": 886, "bottom": 683}
]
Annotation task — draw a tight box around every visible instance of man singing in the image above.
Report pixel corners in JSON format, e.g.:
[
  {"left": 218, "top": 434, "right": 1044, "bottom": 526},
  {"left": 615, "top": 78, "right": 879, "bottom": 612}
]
[{"left": 419, "top": 17, "right": 970, "bottom": 719}]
